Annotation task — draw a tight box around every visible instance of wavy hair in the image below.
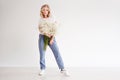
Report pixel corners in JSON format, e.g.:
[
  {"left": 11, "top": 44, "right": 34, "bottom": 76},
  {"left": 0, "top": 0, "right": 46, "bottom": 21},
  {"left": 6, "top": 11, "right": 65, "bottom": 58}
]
[{"left": 40, "top": 4, "right": 51, "bottom": 18}]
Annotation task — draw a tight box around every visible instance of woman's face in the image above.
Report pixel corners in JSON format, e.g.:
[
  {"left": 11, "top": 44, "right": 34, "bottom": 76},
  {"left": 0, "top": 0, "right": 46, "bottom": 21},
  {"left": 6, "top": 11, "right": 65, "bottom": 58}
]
[{"left": 41, "top": 7, "right": 49, "bottom": 17}]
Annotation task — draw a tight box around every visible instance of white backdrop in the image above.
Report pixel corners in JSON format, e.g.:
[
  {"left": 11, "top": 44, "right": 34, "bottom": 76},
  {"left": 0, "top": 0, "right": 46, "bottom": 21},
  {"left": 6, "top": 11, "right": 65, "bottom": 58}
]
[{"left": 0, "top": 0, "right": 120, "bottom": 67}]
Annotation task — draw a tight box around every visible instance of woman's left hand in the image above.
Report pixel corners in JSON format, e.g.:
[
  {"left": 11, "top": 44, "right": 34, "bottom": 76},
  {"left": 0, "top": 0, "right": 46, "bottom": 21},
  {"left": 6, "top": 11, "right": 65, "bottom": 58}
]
[{"left": 50, "top": 37, "right": 54, "bottom": 45}]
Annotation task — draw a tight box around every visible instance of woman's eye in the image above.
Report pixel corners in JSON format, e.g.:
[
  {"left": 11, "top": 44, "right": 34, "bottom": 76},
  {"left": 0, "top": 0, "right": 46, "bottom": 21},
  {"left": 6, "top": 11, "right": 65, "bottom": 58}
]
[{"left": 45, "top": 9, "right": 48, "bottom": 11}]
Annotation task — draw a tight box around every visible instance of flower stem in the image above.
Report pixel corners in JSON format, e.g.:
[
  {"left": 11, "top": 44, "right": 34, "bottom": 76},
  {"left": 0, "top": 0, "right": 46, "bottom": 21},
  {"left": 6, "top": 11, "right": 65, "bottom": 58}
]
[{"left": 44, "top": 35, "right": 50, "bottom": 50}]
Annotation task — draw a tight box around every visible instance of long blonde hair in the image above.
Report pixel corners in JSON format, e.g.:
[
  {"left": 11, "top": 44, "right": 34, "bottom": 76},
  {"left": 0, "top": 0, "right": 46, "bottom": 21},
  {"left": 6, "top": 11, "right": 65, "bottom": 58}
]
[{"left": 40, "top": 4, "right": 51, "bottom": 18}]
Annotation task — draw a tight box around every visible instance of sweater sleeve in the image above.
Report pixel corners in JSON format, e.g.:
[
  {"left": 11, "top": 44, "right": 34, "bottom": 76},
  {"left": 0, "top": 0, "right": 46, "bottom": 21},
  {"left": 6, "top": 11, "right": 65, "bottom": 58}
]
[{"left": 38, "top": 18, "right": 44, "bottom": 34}]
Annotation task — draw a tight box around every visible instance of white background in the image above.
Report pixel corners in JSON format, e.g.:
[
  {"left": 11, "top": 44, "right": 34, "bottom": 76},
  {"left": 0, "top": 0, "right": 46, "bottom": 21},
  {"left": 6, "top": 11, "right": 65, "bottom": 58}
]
[{"left": 0, "top": 0, "right": 120, "bottom": 67}]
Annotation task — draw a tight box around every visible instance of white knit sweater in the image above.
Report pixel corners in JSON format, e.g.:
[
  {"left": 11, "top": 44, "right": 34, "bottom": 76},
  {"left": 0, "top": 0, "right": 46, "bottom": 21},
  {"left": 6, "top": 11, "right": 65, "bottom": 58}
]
[{"left": 38, "top": 16, "right": 58, "bottom": 35}]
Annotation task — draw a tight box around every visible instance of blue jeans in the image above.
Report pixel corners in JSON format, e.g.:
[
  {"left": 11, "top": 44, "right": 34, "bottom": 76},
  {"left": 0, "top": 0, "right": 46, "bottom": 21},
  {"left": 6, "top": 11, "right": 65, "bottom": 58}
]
[{"left": 38, "top": 34, "right": 65, "bottom": 70}]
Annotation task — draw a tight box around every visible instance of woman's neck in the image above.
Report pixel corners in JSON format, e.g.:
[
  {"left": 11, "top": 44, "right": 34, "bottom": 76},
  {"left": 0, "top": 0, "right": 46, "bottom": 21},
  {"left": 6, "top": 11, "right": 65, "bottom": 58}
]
[
  {"left": 42, "top": 15, "right": 51, "bottom": 19},
  {"left": 43, "top": 15, "right": 48, "bottom": 18},
  {"left": 43, "top": 17, "right": 50, "bottom": 19},
  {"left": 44, "top": 16, "right": 47, "bottom": 18}
]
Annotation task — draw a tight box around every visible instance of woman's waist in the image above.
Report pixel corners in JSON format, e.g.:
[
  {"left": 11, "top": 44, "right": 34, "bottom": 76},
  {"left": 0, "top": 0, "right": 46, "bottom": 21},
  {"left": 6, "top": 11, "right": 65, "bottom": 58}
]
[
  {"left": 39, "top": 34, "right": 53, "bottom": 38},
  {"left": 39, "top": 34, "right": 52, "bottom": 38}
]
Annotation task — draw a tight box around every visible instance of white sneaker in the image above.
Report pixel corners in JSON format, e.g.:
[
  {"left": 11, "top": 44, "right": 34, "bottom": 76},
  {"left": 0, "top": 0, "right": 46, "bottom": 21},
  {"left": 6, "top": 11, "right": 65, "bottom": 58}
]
[
  {"left": 39, "top": 70, "right": 45, "bottom": 76},
  {"left": 60, "top": 70, "right": 70, "bottom": 77}
]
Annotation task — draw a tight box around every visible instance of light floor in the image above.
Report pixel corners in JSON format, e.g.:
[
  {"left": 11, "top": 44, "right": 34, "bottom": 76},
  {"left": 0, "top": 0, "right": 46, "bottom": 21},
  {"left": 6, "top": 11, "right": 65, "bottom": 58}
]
[{"left": 0, "top": 67, "right": 120, "bottom": 80}]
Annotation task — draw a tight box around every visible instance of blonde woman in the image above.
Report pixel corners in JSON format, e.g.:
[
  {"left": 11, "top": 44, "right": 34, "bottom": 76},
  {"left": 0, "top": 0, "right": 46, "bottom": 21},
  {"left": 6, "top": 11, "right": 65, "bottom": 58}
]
[{"left": 38, "top": 4, "right": 69, "bottom": 76}]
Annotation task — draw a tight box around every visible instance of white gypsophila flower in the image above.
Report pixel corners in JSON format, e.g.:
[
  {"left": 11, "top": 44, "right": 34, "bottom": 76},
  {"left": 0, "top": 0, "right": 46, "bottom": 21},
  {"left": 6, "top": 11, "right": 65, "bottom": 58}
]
[{"left": 39, "top": 21, "right": 57, "bottom": 36}]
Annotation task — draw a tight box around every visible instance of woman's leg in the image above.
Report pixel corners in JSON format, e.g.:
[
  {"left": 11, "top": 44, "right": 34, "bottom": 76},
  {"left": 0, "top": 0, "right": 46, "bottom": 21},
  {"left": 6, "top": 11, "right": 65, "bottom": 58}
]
[
  {"left": 48, "top": 38, "right": 65, "bottom": 70},
  {"left": 38, "top": 34, "right": 46, "bottom": 70}
]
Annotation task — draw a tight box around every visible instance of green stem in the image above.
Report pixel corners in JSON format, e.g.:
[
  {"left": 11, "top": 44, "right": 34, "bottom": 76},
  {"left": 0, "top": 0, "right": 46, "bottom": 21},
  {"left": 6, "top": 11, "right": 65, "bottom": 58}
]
[{"left": 44, "top": 35, "right": 50, "bottom": 50}]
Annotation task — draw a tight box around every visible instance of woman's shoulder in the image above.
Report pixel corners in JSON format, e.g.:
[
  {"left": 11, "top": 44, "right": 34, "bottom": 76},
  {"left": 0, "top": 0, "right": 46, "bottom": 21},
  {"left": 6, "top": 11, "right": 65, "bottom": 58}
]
[
  {"left": 50, "top": 15, "right": 56, "bottom": 22},
  {"left": 38, "top": 15, "right": 57, "bottom": 23},
  {"left": 38, "top": 17, "right": 45, "bottom": 24},
  {"left": 38, "top": 17, "right": 43, "bottom": 22}
]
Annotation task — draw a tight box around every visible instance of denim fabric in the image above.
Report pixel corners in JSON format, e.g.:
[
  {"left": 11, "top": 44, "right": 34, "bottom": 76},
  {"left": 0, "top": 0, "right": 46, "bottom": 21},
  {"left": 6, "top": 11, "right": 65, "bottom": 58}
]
[{"left": 38, "top": 34, "right": 65, "bottom": 70}]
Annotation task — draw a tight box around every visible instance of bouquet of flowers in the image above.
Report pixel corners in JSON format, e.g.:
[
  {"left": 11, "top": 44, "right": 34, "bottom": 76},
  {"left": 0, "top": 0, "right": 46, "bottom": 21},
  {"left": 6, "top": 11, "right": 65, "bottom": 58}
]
[{"left": 39, "top": 21, "right": 57, "bottom": 50}]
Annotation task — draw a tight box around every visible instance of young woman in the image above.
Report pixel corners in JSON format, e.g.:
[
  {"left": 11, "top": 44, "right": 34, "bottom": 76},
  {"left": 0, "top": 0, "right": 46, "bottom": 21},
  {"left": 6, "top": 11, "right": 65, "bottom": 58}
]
[{"left": 38, "top": 4, "right": 69, "bottom": 76}]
